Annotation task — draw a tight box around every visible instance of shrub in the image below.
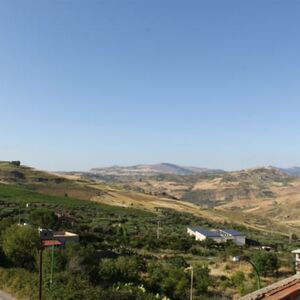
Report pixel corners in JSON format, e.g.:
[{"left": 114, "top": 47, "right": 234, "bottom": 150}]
[
  {"left": 231, "top": 271, "right": 246, "bottom": 295},
  {"left": 194, "top": 265, "right": 213, "bottom": 293},
  {"left": 28, "top": 208, "right": 58, "bottom": 229},
  {"left": 251, "top": 251, "right": 280, "bottom": 276},
  {"left": 2, "top": 225, "right": 40, "bottom": 269},
  {"left": 99, "top": 256, "right": 140, "bottom": 284},
  {"left": 146, "top": 263, "right": 189, "bottom": 300}
]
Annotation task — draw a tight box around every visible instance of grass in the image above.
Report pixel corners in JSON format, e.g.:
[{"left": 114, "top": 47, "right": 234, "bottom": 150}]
[{"left": 0, "top": 183, "right": 154, "bottom": 218}]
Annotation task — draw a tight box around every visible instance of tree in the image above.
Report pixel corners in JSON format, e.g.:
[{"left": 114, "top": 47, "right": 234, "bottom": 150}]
[
  {"left": 251, "top": 251, "right": 280, "bottom": 276},
  {"left": 146, "top": 263, "right": 189, "bottom": 300},
  {"left": 2, "top": 225, "right": 40, "bottom": 269},
  {"left": 99, "top": 256, "right": 140, "bottom": 284},
  {"left": 224, "top": 241, "right": 242, "bottom": 257},
  {"left": 28, "top": 209, "right": 58, "bottom": 229},
  {"left": 200, "top": 238, "right": 218, "bottom": 249},
  {"left": 194, "top": 265, "right": 213, "bottom": 293}
]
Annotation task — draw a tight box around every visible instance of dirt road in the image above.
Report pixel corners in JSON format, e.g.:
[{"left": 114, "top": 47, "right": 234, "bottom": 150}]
[{"left": 0, "top": 291, "right": 16, "bottom": 300}]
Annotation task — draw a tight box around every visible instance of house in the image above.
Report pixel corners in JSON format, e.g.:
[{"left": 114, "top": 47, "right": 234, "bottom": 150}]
[
  {"left": 38, "top": 228, "right": 79, "bottom": 246},
  {"left": 53, "top": 231, "right": 79, "bottom": 245},
  {"left": 187, "top": 226, "right": 246, "bottom": 245},
  {"left": 187, "top": 227, "right": 223, "bottom": 243}
]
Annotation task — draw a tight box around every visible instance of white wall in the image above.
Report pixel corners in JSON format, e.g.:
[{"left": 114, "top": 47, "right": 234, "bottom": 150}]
[
  {"left": 233, "top": 236, "right": 246, "bottom": 246},
  {"left": 187, "top": 228, "right": 211, "bottom": 241},
  {"left": 194, "top": 232, "right": 207, "bottom": 241},
  {"left": 187, "top": 228, "right": 245, "bottom": 245}
]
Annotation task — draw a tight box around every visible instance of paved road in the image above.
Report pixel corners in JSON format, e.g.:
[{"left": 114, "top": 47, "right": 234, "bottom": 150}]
[{"left": 0, "top": 291, "right": 16, "bottom": 300}]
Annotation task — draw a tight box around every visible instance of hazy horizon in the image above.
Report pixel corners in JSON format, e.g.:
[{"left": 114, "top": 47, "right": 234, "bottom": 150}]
[
  {"left": 1, "top": 1, "right": 300, "bottom": 171},
  {"left": 10, "top": 160, "right": 300, "bottom": 173}
]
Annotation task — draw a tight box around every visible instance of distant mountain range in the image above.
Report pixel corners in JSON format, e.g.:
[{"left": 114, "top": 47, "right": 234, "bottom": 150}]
[
  {"left": 90, "top": 163, "right": 300, "bottom": 177},
  {"left": 276, "top": 167, "right": 300, "bottom": 176},
  {"left": 90, "top": 163, "right": 224, "bottom": 176}
]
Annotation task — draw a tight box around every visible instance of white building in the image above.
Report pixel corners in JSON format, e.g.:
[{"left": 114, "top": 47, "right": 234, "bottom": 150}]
[
  {"left": 187, "top": 227, "right": 246, "bottom": 245},
  {"left": 38, "top": 228, "right": 79, "bottom": 246},
  {"left": 53, "top": 231, "right": 79, "bottom": 245},
  {"left": 187, "top": 227, "right": 223, "bottom": 243},
  {"left": 292, "top": 249, "right": 300, "bottom": 274}
]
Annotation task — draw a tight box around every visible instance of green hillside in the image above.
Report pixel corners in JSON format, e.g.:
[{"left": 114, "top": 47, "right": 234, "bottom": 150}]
[{"left": 0, "top": 163, "right": 298, "bottom": 299}]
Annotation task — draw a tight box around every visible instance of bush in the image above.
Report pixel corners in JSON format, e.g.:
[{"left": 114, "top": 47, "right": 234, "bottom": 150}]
[
  {"left": 0, "top": 267, "right": 37, "bottom": 299},
  {"left": 231, "top": 271, "right": 246, "bottom": 295},
  {"left": 28, "top": 208, "right": 58, "bottom": 229},
  {"left": 251, "top": 251, "right": 280, "bottom": 276},
  {"left": 146, "top": 262, "right": 189, "bottom": 300},
  {"left": 99, "top": 256, "right": 140, "bottom": 284},
  {"left": 2, "top": 225, "right": 40, "bottom": 269},
  {"left": 194, "top": 265, "right": 213, "bottom": 293}
]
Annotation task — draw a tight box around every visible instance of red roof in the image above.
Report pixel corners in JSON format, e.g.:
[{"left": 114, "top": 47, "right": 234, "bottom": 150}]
[{"left": 42, "top": 240, "right": 62, "bottom": 247}]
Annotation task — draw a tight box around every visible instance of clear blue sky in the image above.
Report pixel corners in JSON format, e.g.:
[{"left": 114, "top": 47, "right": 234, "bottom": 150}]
[{"left": 1, "top": 1, "right": 300, "bottom": 171}]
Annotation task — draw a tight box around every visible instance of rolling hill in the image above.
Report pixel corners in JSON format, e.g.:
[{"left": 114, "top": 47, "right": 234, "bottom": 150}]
[
  {"left": 90, "top": 163, "right": 224, "bottom": 176},
  {"left": 1, "top": 161, "right": 300, "bottom": 235},
  {"left": 276, "top": 166, "right": 300, "bottom": 176},
  {"left": 83, "top": 165, "right": 300, "bottom": 233},
  {"left": 0, "top": 161, "right": 231, "bottom": 225}
]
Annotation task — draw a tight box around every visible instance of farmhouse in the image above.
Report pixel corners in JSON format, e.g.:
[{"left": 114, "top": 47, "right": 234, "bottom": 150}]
[
  {"left": 187, "top": 226, "right": 245, "bottom": 245},
  {"left": 39, "top": 228, "right": 79, "bottom": 246},
  {"left": 187, "top": 227, "right": 223, "bottom": 243}
]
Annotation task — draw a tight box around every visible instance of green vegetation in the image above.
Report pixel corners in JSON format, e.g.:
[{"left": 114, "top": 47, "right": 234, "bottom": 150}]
[
  {"left": 2, "top": 225, "right": 40, "bottom": 269},
  {"left": 0, "top": 180, "right": 295, "bottom": 299},
  {"left": 251, "top": 251, "right": 280, "bottom": 276}
]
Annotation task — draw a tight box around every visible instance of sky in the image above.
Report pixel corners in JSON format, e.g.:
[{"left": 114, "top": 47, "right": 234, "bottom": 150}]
[{"left": 1, "top": 0, "right": 300, "bottom": 171}]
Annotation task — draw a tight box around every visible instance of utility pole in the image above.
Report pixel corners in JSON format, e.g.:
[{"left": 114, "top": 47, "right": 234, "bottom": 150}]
[
  {"left": 50, "top": 243, "right": 55, "bottom": 287},
  {"left": 18, "top": 200, "right": 21, "bottom": 225},
  {"left": 38, "top": 249, "right": 43, "bottom": 300},
  {"left": 184, "top": 266, "right": 193, "bottom": 300},
  {"left": 190, "top": 267, "right": 193, "bottom": 300}
]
